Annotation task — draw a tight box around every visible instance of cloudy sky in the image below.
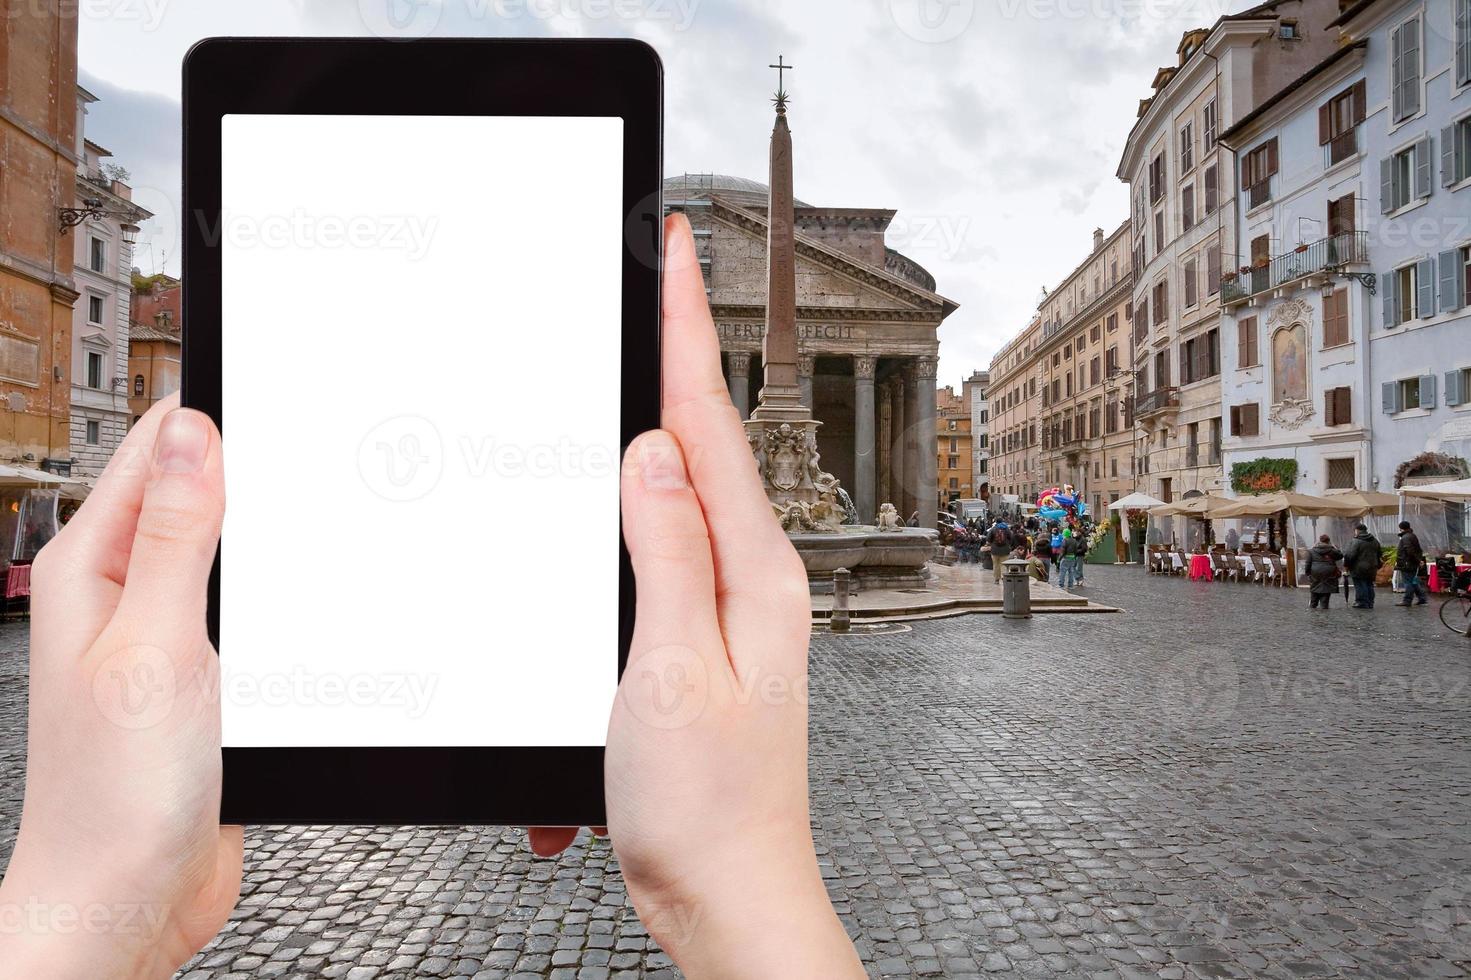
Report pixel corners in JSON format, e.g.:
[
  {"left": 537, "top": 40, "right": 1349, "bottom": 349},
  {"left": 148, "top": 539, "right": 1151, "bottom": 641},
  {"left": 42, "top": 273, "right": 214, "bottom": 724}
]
[{"left": 78, "top": 0, "right": 1253, "bottom": 388}]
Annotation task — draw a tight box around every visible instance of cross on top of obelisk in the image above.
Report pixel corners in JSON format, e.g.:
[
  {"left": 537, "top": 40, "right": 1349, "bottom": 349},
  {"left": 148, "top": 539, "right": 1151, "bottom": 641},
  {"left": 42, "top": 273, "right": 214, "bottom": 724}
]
[{"left": 770, "top": 55, "right": 793, "bottom": 113}]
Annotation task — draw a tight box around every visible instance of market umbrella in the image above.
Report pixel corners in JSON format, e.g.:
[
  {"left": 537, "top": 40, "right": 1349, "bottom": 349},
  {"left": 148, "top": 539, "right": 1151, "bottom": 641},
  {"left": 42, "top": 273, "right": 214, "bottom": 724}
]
[
  {"left": 1401, "top": 479, "right": 1471, "bottom": 502},
  {"left": 1150, "top": 494, "right": 1234, "bottom": 517},
  {"left": 0, "top": 464, "right": 64, "bottom": 488},
  {"left": 1109, "top": 492, "right": 1167, "bottom": 511},
  {"left": 1212, "top": 492, "right": 1361, "bottom": 519},
  {"left": 1331, "top": 490, "right": 1400, "bottom": 516}
]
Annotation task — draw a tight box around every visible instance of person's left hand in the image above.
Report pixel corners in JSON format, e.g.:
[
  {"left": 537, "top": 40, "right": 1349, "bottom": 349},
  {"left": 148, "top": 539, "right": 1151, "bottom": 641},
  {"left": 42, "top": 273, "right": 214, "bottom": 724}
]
[{"left": 0, "top": 395, "right": 243, "bottom": 980}]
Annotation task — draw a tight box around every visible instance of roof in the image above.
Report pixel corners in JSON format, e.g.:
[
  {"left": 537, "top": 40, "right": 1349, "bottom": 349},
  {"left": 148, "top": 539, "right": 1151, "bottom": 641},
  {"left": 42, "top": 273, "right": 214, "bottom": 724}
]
[
  {"left": 663, "top": 173, "right": 812, "bottom": 208},
  {"left": 129, "top": 323, "right": 181, "bottom": 344},
  {"left": 1328, "top": 0, "right": 1378, "bottom": 28},
  {"left": 1217, "top": 39, "right": 1368, "bottom": 145}
]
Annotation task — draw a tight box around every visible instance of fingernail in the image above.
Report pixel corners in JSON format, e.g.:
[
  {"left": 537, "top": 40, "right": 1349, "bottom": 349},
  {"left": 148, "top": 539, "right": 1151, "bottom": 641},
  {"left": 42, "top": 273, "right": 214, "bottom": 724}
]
[
  {"left": 638, "top": 433, "right": 687, "bottom": 491},
  {"left": 154, "top": 410, "right": 210, "bottom": 474}
]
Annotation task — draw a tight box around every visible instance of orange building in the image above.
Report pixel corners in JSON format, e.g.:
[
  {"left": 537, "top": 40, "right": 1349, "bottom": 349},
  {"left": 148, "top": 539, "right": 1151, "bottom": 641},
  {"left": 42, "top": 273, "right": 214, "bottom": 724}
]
[
  {"left": 936, "top": 385, "right": 974, "bottom": 505},
  {"left": 128, "top": 275, "right": 181, "bottom": 421},
  {"left": 0, "top": 5, "right": 80, "bottom": 471}
]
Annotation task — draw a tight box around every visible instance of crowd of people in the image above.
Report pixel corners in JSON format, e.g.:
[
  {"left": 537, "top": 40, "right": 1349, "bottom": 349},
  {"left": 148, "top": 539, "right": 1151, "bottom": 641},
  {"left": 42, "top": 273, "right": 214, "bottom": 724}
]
[
  {"left": 1303, "top": 520, "right": 1466, "bottom": 611},
  {"left": 949, "top": 513, "right": 1097, "bottom": 591}
]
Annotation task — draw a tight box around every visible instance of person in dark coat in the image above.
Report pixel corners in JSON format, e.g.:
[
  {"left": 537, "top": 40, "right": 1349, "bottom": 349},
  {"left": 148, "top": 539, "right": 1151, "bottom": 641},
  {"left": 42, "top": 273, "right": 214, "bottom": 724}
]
[
  {"left": 1396, "top": 521, "right": 1429, "bottom": 607},
  {"left": 1341, "top": 524, "right": 1383, "bottom": 609},
  {"left": 1303, "top": 535, "right": 1344, "bottom": 610}
]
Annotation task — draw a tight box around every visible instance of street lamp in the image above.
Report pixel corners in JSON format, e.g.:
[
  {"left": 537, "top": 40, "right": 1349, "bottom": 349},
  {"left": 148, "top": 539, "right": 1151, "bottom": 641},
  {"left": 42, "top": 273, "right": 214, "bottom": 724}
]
[{"left": 58, "top": 198, "right": 143, "bottom": 241}]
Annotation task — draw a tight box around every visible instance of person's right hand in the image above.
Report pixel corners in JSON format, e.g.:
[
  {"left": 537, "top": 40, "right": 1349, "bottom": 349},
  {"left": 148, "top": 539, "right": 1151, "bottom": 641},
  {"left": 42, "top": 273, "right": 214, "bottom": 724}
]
[{"left": 531, "top": 214, "right": 863, "bottom": 978}]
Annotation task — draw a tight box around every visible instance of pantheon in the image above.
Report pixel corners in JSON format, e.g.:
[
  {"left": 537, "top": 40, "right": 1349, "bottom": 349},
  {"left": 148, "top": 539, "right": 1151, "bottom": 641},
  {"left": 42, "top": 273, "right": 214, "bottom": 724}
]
[{"left": 664, "top": 174, "right": 958, "bottom": 526}]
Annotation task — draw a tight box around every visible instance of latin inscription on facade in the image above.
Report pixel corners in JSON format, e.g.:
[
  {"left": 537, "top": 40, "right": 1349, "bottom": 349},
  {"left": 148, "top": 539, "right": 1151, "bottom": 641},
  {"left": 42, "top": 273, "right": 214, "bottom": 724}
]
[{"left": 717, "top": 322, "right": 857, "bottom": 343}]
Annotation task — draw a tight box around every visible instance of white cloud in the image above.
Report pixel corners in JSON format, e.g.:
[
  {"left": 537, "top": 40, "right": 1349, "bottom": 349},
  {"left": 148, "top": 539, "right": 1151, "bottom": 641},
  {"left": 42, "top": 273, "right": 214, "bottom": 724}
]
[{"left": 77, "top": 0, "right": 1259, "bottom": 386}]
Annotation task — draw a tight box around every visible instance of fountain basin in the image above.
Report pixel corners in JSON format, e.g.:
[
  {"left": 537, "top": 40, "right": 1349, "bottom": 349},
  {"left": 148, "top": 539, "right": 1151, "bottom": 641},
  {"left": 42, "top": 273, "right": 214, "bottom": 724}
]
[{"left": 791, "top": 526, "right": 938, "bottom": 593}]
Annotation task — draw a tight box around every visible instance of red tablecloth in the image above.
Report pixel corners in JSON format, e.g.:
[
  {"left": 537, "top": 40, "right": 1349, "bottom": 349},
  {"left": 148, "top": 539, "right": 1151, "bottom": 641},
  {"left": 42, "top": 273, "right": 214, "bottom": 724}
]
[
  {"left": 1428, "top": 563, "right": 1471, "bottom": 593},
  {"left": 1189, "top": 554, "right": 1213, "bottom": 581},
  {"left": 5, "top": 563, "right": 30, "bottom": 600}
]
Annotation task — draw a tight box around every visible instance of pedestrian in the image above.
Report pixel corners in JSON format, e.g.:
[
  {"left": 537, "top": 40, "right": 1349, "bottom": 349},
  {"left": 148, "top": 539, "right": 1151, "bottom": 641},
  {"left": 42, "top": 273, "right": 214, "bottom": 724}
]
[
  {"left": 1225, "top": 527, "right": 1240, "bottom": 552},
  {"left": 1034, "top": 531, "right": 1054, "bottom": 572},
  {"left": 1341, "top": 523, "right": 1383, "bottom": 609},
  {"left": 989, "top": 520, "right": 1012, "bottom": 584},
  {"left": 1058, "top": 530, "right": 1085, "bottom": 589},
  {"left": 1304, "top": 534, "right": 1344, "bottom": 610},
  {"left": 1396, "top": 521, "right": 1429, "bottom": 607}
]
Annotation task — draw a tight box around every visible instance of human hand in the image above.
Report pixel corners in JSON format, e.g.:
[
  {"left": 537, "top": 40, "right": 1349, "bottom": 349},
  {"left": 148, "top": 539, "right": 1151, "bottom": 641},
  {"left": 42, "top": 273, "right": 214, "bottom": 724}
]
[
  {"left": 530, "top": 215, "right": 863, "bottom": 978},
  {"left": 0, "top": 396, "right": 242, "bottom": 980}
]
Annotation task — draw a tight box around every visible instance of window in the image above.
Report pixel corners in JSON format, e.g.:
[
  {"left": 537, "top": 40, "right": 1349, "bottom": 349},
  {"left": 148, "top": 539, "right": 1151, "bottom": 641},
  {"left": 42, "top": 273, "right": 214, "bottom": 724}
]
[
  {"left": 1182, "top": 184, "right": 1195, "bottom": 231},
  {"left": 1152, "top": 281, "right": 1168, "bottom": 325},
  {"left": 87, "top": 295, "right": 104, "bottom": 324},
  {"left": 1154, "top": 210, "right": 1165, "bottom": 251},
  {"left": 1203, "top": 99, "right": 1218, "bottom": 149},
  {"left": 1399, "top": 376, "right": 1423, "bottom": 411},
  {"left": 1279, "top": 20, "right": 1299, "bottom": 39},
  {"left": 1391, "top": 16, "right": 1422, "bottom": 123},
  {"left": 1076, "top": 336, "right": 1085, "bottom": 353},
  {"left": 1135, "top": 299, "right": 1149, "bottom": 344},
  {"left": 1382, "top": 138, "right": 1433, "bottom": 212},
  {"left": 1180, "top": 329, "right": 1219, "bottom": 384},
  {"left": 1186, "top": 422, "right": 1200, "bottom": 467},
  {"left": 1184, "top": 258, "right": 1198, "bottom": 308},
  {"left": 1229, "top": 403, "right": 1261, "bottom": 436},
  {"left": 1106, "top": 345, "right": 1118, "bottom": 375},
  {"left": 949, "top": 477, "right": 959, "bottom": 490},
  {"left": 1320, "top": 82, "right": 1366, "bottom": 166},
  {"left": 1204, "top": 165, "right": 1218, "bottom": 214},
  {"left": 1383, "top": 262, "right": 1433, "bottom": 327},
  {"left": 1324, "top": 386, "right": 1352, "bottom": 426},
  {"left": 1323, "top": 288, "right": 1350, "bottom": 347},
  {"left": 1235, "top": 316, "right": 1259, "bottom": 366},
  {"left": 1328, "top": 194, "right": 1356, "bottom": 237},
  {"left": 1326, "top": 458, "right": 1356, "bottom": 490},
  {"left": 1180, "top": 122, "right": 1194, "bottom": 173},
  {"left": 1206, "top": 245, "right": 1221, "bottom": 296},
  {"left": 1066, "top": 374, "right": 1073, "bottom": 397},
  {"left": 85, "top": 420, "right": 100, "bottom": 446},
  {"left": 85, "top": 350, "right": 103, "bottom": 389},
  {"left": 133, "top": 374, "right": 144, "bottom": 396},
  {"left": 1210, "top": 417, "right": 1222, "bottom": 464},
  {"left": 1149, "top": 153, "right": 1166, "bottom": 204},
  {"left": 948, "top": 456, "right": 960, "bottom": 469},
  {"left": 1243, "top": 139, "right": 1279, "bottom": 207},
  {"left": 89, "top": 237, "right": 106, "bottom": 273},
  {"left": 1448, "top": 366, "right": 1471, "bottom": 406},
  {"left": 1154, "top": 350, "right": 1170, "bottom": 388},
  {"left": 1107, "top": 313, "right": 1118, "bottom": 333},
  {"left": 1445, "top": 115, "right": 1471, "bottom": 186},
  {"left": 1459, "top": 0, "right": 1470, "bottom": 88},
  {"left": 1090, "top": 324, "right": 1101, "bottom": 343},
  {"left": 1090, "top": 356, "right": 1100, "bottom": 387}
]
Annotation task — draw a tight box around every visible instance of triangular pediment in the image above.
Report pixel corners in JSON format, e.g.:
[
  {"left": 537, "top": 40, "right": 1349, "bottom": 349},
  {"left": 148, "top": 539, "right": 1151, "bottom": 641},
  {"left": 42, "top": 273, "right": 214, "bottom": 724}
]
[{"left": 706, "top": 196, "right": 958, "bottom": 319}]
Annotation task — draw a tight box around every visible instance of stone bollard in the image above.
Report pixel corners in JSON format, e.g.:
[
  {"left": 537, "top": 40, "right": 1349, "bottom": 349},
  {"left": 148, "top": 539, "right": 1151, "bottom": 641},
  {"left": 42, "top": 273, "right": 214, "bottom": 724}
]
[
  {"left": 830, "top": 568, "right": 852, "bottom": 634},
  {"left": 1002, "top": 557, "right": 1032, "bottom": 620}
]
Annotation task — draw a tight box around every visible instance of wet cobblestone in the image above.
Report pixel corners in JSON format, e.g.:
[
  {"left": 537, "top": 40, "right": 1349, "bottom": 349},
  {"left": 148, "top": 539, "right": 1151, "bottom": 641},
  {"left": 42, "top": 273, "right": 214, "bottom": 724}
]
[{"left": 2, "top": 566, "right": 1469, "bottom": 977}]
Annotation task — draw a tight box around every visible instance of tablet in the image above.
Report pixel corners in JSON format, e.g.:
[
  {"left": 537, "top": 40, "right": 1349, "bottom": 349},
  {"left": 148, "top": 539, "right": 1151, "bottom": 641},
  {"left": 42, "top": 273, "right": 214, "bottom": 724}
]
[{"left": 182, "top": 38, "right": 662, "bottom": 826}]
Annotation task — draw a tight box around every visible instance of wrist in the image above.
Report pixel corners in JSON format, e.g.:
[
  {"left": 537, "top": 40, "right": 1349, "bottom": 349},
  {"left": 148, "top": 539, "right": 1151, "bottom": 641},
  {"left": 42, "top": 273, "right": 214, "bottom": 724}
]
[{"left": 628, "top": 843, "right": 862, "bottom": 979}]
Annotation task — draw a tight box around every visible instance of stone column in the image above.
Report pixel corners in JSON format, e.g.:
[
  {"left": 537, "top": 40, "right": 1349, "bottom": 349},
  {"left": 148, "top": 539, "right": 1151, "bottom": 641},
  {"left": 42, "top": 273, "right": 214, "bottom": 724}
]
[
  {"left": 877, "top": 385, "right": 892, "bottom": 509},
  {"left": 853, "top": 355, "right": 877, "bottom": 524},
  {"left": 913, "top": 356, "right": 939, "bottom": 530},
  {"left": 903, "top": 364, "right": 922, "bottom": 524},
  {"left": 797, "top": 354, "right": 815, "bottom": 415},
  {"left": 727, "top": 351, "right": 751, "bottom": 421},
  {"left": 889, "top": 373, "right": 907, "bottom": 519}
]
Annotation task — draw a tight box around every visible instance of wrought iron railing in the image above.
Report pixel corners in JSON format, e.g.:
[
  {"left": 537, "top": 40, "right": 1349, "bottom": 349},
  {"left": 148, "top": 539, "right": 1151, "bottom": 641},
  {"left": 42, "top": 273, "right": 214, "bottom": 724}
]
[
  {"left": 1134, "top": 386, "right": 1180, "bottom": 417},
  {"left": 1220, "top": 231, "right": 1369, "bottom": 304}
]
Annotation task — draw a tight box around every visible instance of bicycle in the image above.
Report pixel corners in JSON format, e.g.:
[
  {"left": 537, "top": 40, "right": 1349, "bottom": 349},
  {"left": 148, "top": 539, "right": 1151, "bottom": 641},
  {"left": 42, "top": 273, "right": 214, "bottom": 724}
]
[{"left": 1442, "top": 589, "right": 1471, "bottom": 635}]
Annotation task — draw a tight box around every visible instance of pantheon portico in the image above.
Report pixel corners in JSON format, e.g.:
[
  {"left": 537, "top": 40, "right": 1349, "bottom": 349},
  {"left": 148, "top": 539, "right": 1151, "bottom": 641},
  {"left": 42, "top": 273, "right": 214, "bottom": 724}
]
[{"left": 664, "top": 175, "right": 958, "bottom": 526}]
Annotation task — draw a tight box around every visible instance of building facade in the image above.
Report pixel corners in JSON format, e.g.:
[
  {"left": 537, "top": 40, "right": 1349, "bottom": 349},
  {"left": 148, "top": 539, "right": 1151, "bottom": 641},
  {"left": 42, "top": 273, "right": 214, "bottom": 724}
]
[
  {"left": 936, "top": 385, "right": 973, "bottom": 504},
  {"left": 1340, "top": 0, "right": 1471, "bottom": 492},
  {"left": 665, "top": 174, "right": 958, "bottom": 526},
  {"left": 69, "top": 88, "right": 150, "bottom": 475},
  {"left": 1035, "top": 223, "right": 1138, "bottom": 518},
  {"left": 967, "top": 369, "right": 990, "bottom": 499},
  {"left": 0, "top": 4, "right": 80, "bottom": 472},
  {"left": 1118, "top": 0, "right": 1342, "bottom": 503},
  {"left": 985, "top": 315, "right": 1043, "bottom": 506},
  {"left": 128, "top": 275, "right": 182, "bottom": 421}
]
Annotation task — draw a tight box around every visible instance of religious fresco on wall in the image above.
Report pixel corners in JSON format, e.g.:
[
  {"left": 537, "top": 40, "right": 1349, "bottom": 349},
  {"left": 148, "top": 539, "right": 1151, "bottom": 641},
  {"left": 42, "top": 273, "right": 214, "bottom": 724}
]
[{"left": 1272, "top": 324, "right": 1307, "bottom": 404}]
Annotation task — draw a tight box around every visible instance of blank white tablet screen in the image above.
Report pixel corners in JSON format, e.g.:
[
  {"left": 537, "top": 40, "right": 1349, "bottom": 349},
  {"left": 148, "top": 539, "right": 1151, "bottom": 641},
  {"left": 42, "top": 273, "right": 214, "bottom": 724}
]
[{"left": 219, "top": 114, "right": 623, "bottom": 747}]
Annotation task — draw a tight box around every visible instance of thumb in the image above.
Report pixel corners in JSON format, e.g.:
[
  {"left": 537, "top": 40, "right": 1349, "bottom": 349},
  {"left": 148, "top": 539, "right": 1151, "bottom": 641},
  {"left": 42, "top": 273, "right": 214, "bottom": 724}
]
[{"left": 112, "top": 408, "right": 224, "bottom": 649}]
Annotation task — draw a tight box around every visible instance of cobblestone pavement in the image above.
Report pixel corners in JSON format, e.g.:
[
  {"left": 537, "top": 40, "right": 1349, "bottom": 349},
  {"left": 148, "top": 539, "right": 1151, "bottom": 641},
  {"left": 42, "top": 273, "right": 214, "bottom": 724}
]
[{"left": 2, "top": 566, "right": 1471, "bottom": 978}]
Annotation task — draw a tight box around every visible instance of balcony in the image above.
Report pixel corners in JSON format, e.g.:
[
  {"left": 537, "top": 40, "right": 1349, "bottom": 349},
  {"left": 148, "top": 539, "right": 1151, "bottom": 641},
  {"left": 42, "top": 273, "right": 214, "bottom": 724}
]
[
  {"left": 1220, "top": 231, "right": 1369, "bottom": 306},
  {"left": 1134, "top": 386, "right": 1180, "bottom": 421}
]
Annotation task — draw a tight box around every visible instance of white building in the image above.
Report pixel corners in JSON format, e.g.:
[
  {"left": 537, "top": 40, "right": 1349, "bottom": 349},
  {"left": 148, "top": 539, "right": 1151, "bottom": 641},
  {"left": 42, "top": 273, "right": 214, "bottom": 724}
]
[
  {"left": 1217, "top": 40, "right": 1377, "bottom": 497},
  {"left": 968, "top": 369, "right": 990, "bottom": 496},
  {"left": 68, "top": 87, "right": 149, "bottom": 476},
  {"left": 1336, "top": 0, "right": 1471, "bottom": 493}
]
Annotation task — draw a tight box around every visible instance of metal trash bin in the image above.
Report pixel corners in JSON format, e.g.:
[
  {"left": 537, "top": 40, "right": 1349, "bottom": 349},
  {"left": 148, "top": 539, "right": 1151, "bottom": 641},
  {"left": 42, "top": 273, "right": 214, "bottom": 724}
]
[{"left": 1002, "top": 557, "right": 1032, "bottom": 620}]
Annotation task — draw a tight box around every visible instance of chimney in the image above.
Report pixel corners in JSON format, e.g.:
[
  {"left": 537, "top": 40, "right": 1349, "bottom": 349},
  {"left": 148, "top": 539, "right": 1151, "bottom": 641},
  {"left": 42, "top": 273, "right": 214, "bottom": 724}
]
[{"left": 1093, "top": 228, "right": 1105, "bottom": 253}]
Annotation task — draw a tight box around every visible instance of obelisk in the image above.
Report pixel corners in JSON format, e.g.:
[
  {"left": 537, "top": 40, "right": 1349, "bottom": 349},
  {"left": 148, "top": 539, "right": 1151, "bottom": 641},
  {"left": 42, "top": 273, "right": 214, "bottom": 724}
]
[
  {"left": 745, "top": 58, "right": 843, "bottom": 520},
  {"left": 749, "top": 58, "right": 806, "bottom": 424}
]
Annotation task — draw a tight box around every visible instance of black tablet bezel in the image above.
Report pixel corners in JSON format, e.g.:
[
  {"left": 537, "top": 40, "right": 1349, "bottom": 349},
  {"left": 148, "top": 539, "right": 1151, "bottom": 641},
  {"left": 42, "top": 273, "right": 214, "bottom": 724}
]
[{"left": 182, "top": 37, "right": 662, "bottom": 826}]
